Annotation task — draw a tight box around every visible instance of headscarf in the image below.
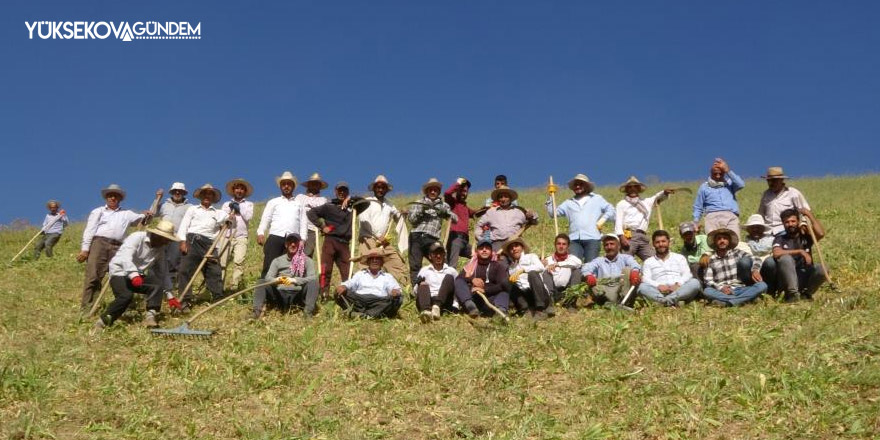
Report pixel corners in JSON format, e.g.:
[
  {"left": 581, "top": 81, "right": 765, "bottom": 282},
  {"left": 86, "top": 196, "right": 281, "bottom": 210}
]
[
  {"left": 288, "top": 242, "right": 307, "bottom": 277},
  {"left": 464, "top": 246, "right": 498, "bottom": 276}
]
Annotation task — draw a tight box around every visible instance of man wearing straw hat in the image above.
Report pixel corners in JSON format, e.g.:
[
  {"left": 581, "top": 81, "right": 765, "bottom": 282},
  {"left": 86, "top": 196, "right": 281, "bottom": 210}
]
[
  {"left": 176, "top": 184, "right": 234, "bottom": 308},
  {"left": 703, "top": 228, "right": 766, "bottom": 307},
  {"left": 501, "top": 237, "right": 555, "bottom": 319},
  {"left": 545, "top": 173, "right": 615, "bottom": 262},
  {"left": 307, "top": 182, "right": 359, "bottom": 295},
  {"left": 253, "top": 232, "right": 319, "bottom": 320},
  {"left": 256, "top": 171, "right": 309, "bottom": 278},
  {"left": 444, "top": 177, "right": 477, "bottom": 267},
  {"left": 742, "top": 214, "right": 777, "bottom": 292},
  {"left": 219, "top": 178, "right": 255, "bottom": 290},
  {"left": 476, "top": 185, "right": 538, "bottom": 253},
  {"left": 336, "top": 248, "right": 403, "bottom": 319},
  {"left": 757, "top": 167, "right": 812, "bottom": 236},
  {"left": 581, "top": 234, "right": 641, "bottom": 307},
  {"left": 33, "top": 200, "right": 68, "bottom": 259},
  {"left": 614, "top": 176, "right": 673, "bottom": 261},
  {"left": 92, "top": 220, "right": 180, "bottom": 331},
  {"left": 357, "top": 175, "right": 409, "bottom": 285},
  {"left": 77, "top": 184, "right": 151, "bottom": 313},
  {"left": 772, "top": 208, "right": 826, "bottom": 302},
  {"left": 693, "top": 158, "right": 745, "bottom": 236},
  {"left": 295, "top": 173, "right": 330, "bottom": 258},
  {"left": 158, "top": 182, "right": 193, "bottom": 288},
  {"left": 407, "top": 178, "right": 457, "bottom": 287}
]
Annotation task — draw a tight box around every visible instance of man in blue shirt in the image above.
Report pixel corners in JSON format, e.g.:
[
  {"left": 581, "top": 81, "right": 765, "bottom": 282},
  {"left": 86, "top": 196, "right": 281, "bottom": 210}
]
[
  {"left": 581, "top": 234, "right": 641, "bottom": 307},
  {"left": 693, "top": 158, "right": 745, "bottom": 237},
  {"left": 545, "top": 174, "right": 615, "bottom": 262}
]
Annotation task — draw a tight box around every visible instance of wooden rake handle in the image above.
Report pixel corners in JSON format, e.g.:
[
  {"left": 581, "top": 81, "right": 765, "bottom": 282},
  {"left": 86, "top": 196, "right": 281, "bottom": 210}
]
[
  {"left": 179, "top": 223, "right": 230, "bottom": 298},
  {"left": 474, "top": 290, "right": 509, "bottom": 322},
  {"left": 185, "top": 279, "right": 279, "bottom": 326}
]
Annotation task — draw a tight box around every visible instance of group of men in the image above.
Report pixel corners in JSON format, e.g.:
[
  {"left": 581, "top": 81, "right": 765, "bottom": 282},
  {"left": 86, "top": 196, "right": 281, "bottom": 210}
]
[{"left": 35, "top": 159, "right": 827, "bottom": 330}]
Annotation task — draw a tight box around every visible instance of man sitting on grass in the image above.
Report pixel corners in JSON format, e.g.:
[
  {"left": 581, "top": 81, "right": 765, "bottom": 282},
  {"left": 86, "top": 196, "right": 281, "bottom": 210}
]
[
  {"left": 773, "top": 208, "right": 826, "bottom": 302},
  {"left": 453, "top": 238, "right": 511, "bottom": 319},
  {"left": 415, "top": 242, "right": 458, "bottom": 323},
  {"left": 253, "top": 232, "right": 319, "bottom": 320},
  {"left": 502, "top": 238, "right": 555, "bottom": 319},
  {"left": 703, "top": 228, "right": 767, "bottom": 307},
  {"left": 336, "top": 249, "right": 403, "bottom": 319},
  {"left": 543, "top": 233, "right": 583, "bottom": 309},
  {"left": 638, "top": 230, "right": 702, "bottom": 307},
  {"left": 581, "top": 234, "right": 641, "bottom": 308}
]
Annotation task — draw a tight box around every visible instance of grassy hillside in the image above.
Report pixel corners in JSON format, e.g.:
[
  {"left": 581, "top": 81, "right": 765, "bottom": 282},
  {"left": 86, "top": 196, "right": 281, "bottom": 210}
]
[{"left": 1, "top": 175, "right": 878, "bottom": 439}]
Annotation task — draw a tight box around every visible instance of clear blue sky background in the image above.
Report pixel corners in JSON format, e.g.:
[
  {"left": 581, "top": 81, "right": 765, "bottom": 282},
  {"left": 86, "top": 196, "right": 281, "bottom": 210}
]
[{"left": 2, "top": 1, "right": 879, "bottom": 225}]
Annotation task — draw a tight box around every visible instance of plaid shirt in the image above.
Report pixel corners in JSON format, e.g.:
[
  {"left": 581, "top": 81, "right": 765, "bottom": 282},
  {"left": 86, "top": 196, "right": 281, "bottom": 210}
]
[
  {"left": 407, "top": 197, "right": 457, "bottom": 239},
  {"left": 704, "top": 248, "right": 760, "bottom": 289}
]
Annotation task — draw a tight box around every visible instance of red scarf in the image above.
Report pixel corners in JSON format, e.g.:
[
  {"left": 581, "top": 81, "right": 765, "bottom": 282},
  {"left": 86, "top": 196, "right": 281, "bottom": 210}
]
[{"left": 553, "top": 252, "right": 569, "bottom": 262}]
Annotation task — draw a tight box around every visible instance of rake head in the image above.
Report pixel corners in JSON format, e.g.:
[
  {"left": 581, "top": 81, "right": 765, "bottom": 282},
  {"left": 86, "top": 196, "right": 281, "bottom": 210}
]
[{"left": 150, "top": 322, "right": 213, "bottom": 339}]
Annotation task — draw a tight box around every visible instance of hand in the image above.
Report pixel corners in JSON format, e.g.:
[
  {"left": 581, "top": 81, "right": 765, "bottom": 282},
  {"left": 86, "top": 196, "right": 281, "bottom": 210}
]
[
  {"left": 713, "top": 158, "right": 729, "bottom": 173},
  {"left": 155, "top": 189, "right": 165, "bottom": 198},
  {"left": 76, "top": 251, "right": 89, "bottom": 263},
  {"left": 658, "top": 285, "right": 671, "bottom": 294},
  {"left": 721, "top": 286, "right": 733, "bottom": 295},
  {"left": 508, "top": 270, "right": 523, "bottom": 284},
  {"left": 802, "top": 250, "right": 813, "bottom": 266},
  {"left": 335, "top": 286, "right": 347, "bottom": 296},
  {"left": 751, "top": 270, "right": 763, "bottom": 283},
  {"left": 629, "top": 270, "right": 641, "bottom": 285},
  {"left": 699, "top": 254, "right": 710, "bottom": 268},
  {"left": 619, "top": 236, "right": 630, "bottom": 248},
  {"left": 596, "top": 218, "right": 606, "bottom": 230},
  {"left": 257, "top": 235, "right": 265, "bottom": 246},
  {"left": 276, "top": 276, "right": 292, "bottom": 286},
  {"left": 341, "top": 196, "right": 351, "bottom": 210},
  {"left": 546, "top": 263, "right": 557, "bottom": 273},
  {"left": 546, "top": 183, "right": 559, "bottom": 194},
  {"left": 58, "top": 209, "right": 67, "bottom": 216},
  {"left": 585, "top": 274, "right": 597, "bottom": 287},
  {"left": 130, "top": 275, "right": 144, "bottom": 288},
  {"left": 180, "top": 242, "right": 188, "bottom": 255},
  {"left": 379, "top": 237, "right": 390, "bottom": 247},
  {"left": 425, "top": 209, "right": 437, "bottom": 216},
  {"left": 471, "top": 278, "right": 485, "bottom": 289},
  {"left": 663, "top": 188, "right": 675, "bottom": 195},
  {"left": 141, "top": 211, "right": 154, "bottom": 220},
  {"left": 167, "top": 296, "right": 181, "bottom": 310},
  {"left": 390, "top": 289, "right": 402, "bottom": 298},
  {"left": 323, "top": 225, "right": 335, "bottom": 234}
]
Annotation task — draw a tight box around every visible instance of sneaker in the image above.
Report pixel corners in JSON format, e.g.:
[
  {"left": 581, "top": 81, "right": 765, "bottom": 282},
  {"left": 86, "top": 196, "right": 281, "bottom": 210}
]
[
  {"left": 431, "top": 304, "right": 441, "bottom": 320},
  {"left": 90, "top": 316, "right": 108, "bottom": 335},
  {"left": 545, "top": 305, "right": 556, "bottom": 318},
  {"left": 420, "top": 310, "right": 432, "bottom": 323},
  {"left": 531, "top": 310, "right": 548, "bottom": 321},
  {"left": 143, "top": 310, "right": 159, "bottom": 328}
]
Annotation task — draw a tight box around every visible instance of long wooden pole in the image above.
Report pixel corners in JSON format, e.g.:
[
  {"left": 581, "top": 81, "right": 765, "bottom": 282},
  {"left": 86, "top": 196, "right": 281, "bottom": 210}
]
[
  {"left": 179, "top": 223, "right": 229, "bottom": 300},
  {"left": 804, "top": 217, "right": 834, "bottom": 288},
  {"left": 348, "top": 209, "right": 358, "bottom": 276},
  {"left": 549, "top": 176, "right": 559, "bottom": 237}
]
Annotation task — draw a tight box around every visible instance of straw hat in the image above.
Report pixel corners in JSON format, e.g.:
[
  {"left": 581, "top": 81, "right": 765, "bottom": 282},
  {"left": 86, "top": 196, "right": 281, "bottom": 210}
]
[
  {"left": 101, "top": 184, "right": 126, "bottom": 201},
  {"left": 500, "top": 237, "right": 529, "bottom": 256},
  {"left": 225, "top": 178, "right": 253, "bottom": 198},
  {"left": 194, "top": 184, "right": 222, "bottom": 203},
  {"left": 368, "top": 175, "right": 394, "bottom": 192},
  {"left": 169, "top": 182, "right": 188, "bottom": 194},
  {"left": 744, "top": 214, "right": 769, "bottom": 232},
  {"left": 568, "top": 174, "right": 595, "bottom": 192},
  {"left": 490, "top": 185, "right": 518, "bottom": 202},
  {"left": 304, "top": 173, "right": 329, "bottom": 190},
  {"left": 46, "top": 200, "right": 60, "bottom": 208},
  {"left": 146, "top": 220, "right": 181, "bottom": 242},
  {"left": 708, "top": 228, "right": 739, "bottom": 250},
  {"left": 421, "top": 178, "right": 443, "bottom": 194},
  {"left": 275, "top": 171, "right": 298, "bottom": 188},
  {"left": 355, "top": 248, "right": 388, "bottom": 263},
  {"left": 618, "top": 176, "right": 646, "bottom": 193},
  {"left": 762, "top": 167, "right": 788, "bottom": 180}
]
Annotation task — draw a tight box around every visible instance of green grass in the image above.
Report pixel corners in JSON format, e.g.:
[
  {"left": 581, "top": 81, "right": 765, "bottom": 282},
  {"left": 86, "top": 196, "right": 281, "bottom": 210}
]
[{"left": 1, "top": 175, "right": 879, "bottom": 439}]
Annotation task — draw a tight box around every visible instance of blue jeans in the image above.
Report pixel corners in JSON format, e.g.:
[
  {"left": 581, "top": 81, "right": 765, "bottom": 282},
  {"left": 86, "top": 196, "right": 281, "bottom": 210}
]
[
  {"left": 638, "top": 278, "right": 702, "bottom": 306},
  {"left": 569, "top": 239, "right": 600, "bottom": 262},
  {"left": 703, "top": 282, "right": 767, "bottom": 307}
]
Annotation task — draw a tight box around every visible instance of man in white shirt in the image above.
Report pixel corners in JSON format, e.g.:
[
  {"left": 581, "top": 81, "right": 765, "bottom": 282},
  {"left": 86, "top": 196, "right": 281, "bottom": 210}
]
[
  {"left": 256, "top": 171, "right": 308, "bottom": 278},
  {"left": 502, "top": 238, "right": 555, "bottom": 319},
  {"left": 357, "top": 175, "right": 409, "bottom": 286},
  {"left": 615, "top": 176, "right": 673, "bottom": 261},
  {"left": 77, "top": 184, "right": 151, "bottom": 313},
  {"left": 177, "top": 184, "right": 233, "bottom": 307},
  {"left": 543, "top": 234, "right": 583, "bottom": 308},
  {"left": 158, "top": 182, "right": 193, "bottom": 289},
  {"left": 638, "top": 230, "right": 702, "bottom": 306},
  {"left": 336, "top": 249, "right": 403, "bottom": 319},
  {"left": 219, "top": 178, "right": 255, "bottom": 290},
  {"left": 93, "top": 220, "right": 180, "bottom": 331},
  {"left": 757, "top": 167, "right": 812, "bottom": 236},
  {"left": 415, "top": 242, "right": 458, "bottom": 323},
  {"left": 295, "top": 173, "right": 330, "bottom": 258}
]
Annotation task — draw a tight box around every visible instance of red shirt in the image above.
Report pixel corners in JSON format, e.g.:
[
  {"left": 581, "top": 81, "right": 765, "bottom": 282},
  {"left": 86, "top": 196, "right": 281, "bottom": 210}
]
[{"left": 444, "top": 182, "right": 477, "bottom": 234}]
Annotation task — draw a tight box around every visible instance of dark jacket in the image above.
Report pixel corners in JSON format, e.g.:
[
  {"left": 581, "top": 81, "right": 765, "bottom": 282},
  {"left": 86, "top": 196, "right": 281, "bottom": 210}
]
[
  {"left": 307, "top": 198, "right": 361, "bottom": 243},
  {"left": 458, "top": 259, "right": 510, "bottom": 295}
]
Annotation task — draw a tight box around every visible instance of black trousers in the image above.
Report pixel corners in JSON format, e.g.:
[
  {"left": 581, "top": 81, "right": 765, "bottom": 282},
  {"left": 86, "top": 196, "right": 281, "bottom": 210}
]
[
  {"left": 510, "top": 271, "right": 553, "bottom": 312},
  {"left": 408, "top": 232, "right": 438, "bottom": 286},
  {"left": 261, "top": 234, "right": 287, "bottom": 278},
  {"left": 104, "top": 274, "right": 163, "bottom": 324},
  {"left": 178, "top": 234, "right": 224, "bottom": 302},
  {"left": 337, "top": 292, "right": 402, "bottom": 319},
  {"left": 415, "top": 274, "right": 455, "bottom": 312}
]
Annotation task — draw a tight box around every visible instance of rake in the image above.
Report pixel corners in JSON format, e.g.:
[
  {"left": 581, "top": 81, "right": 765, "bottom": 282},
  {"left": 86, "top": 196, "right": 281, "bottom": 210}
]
[{"left": 151, "top": 279, "right": 279, "bottom": 338}]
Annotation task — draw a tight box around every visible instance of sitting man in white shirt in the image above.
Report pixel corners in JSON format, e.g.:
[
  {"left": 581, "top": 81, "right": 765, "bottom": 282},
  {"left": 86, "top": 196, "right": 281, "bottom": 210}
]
[
  {"left": 177, "top": 184, "right": 233, "bottom": 309},
  {"left": 543, "top": 233, "right": 583, "bottom": 308},
  {"left": 637, "top": 230, "right": 702, "bottom": 307},
  {"left": 502, "top": 238, "right": 555, "bottom": 319},
  {"left": 415, "top": 242, "right": 459, "bottom": 323},
  {"left": 336, "top": 248, "right": 403, "bottom": 319}
]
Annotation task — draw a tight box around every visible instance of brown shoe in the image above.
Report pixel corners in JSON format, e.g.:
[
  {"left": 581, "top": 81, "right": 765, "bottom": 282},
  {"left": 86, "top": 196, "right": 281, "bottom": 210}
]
[{"left": 143, "top": 310, "right": 159, "bottom": 328}]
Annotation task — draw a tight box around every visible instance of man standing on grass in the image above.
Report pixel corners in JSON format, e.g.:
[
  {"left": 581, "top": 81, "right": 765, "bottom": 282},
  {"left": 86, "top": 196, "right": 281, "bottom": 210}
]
[
  {"left": 772, "top": 208, "right": 826, "bottom": 302},
  {"left": 257, "top": 171, "right": 308, "bottom": 278},
  {"left": 444, "top": 177, "right": 477, "bottom": 267},
  {"left": 219, "top": 178, "right": 254, "bottom": 291},
  {"left": 758, "top": 167, "right": 812, "bottom": 236},
  {"left": 546, "top": 174, "right": 615, "bottom": 262},
  {"left": 92, "top": 220, "right": 179, "bottom": 331},
  {"left": 476, "top": 185, "right": 538, "bottom": 252},
  {"left": 693, "top": 158, "right": 744, "bottom": 236},
  {"left": 502, "top": 238, "right": 555, "bottom": 319},
  {"left": 638, "top": 230, "right": 702, "bottom": 307},
  {"left": 581, "top": 234, "right": 641, "bottom": 307},
  {"left": 357, "top": 175, "right": 409, "bottom": 286},
  {"left": 158, "top": 182, "right": 193, "bottom": 289},
  {"left": 336, "top": 248, "right": 403, "bottom": 319},
  {"left": 177, "top": 184, "right": 233, "bottom": 310},
  {"left": 703, "top": 228, "right": 767, "bottom": 307},
  {"left": 77, "top": 184, "right": 151, "bottom": 313},
  {"left": 415, "top": 242, "right": 458, "bottom": 323},
  {"left": 253, "top": 232, "right": 319, "bottom": 320},
  {"left": 615, "top": 176, "right": 673, "bottom": 261},
  {"left": 307, "top": 182, "right": 359, "bottom": 296},
  {"left": 33, "top": 200, "right": 68, "bottom": 259},
  {"left": 295, "top": 173, "right": 330, "bottom": 258},
  {"left": 408, "top": 178, "right": 457, "bottom": 286}
]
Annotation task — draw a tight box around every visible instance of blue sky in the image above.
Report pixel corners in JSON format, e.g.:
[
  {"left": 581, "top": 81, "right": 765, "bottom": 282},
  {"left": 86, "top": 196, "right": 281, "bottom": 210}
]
[{"left": 2, "top": 1, "right": 879, "bottom": 224}]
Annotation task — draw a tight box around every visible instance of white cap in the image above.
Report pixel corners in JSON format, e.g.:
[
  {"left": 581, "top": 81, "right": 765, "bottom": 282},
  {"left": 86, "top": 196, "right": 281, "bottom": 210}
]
[{"left": 170, "top": 182, "right": 187, "bottom": 194}]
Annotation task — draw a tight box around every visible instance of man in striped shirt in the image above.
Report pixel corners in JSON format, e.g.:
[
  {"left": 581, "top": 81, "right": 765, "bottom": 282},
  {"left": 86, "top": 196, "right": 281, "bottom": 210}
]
[{"left": 703, "top": 228, "right": 767, "bottom": 307}]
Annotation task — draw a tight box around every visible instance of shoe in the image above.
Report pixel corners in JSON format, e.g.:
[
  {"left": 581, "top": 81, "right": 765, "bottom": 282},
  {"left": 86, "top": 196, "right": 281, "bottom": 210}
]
[
  {"left": 420, "top": 310, "right": 432, "bottom": 323},
  {"left": 179, "top": 302, "right": 192, "bottom": 314},
  {"left": 531, "top": 310, "right": 548, "bottom": 321},
  {"left": 709, "top": 300, "right": 729, "bottom": 308},
  {"left": 545, "top": 305, "right": 556, "bottom": 318},
  {"left": 90, "top": 315, "right": 108, "bottom": 335},
  {"left": 464, "top": 300, "right": 480, "bottom": 318},
  {"left": 143, "top": 310, "right": 159, "bottom": 328},
  {"left": 431, "top": 304, "right": 441, "bottom": 320}
]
